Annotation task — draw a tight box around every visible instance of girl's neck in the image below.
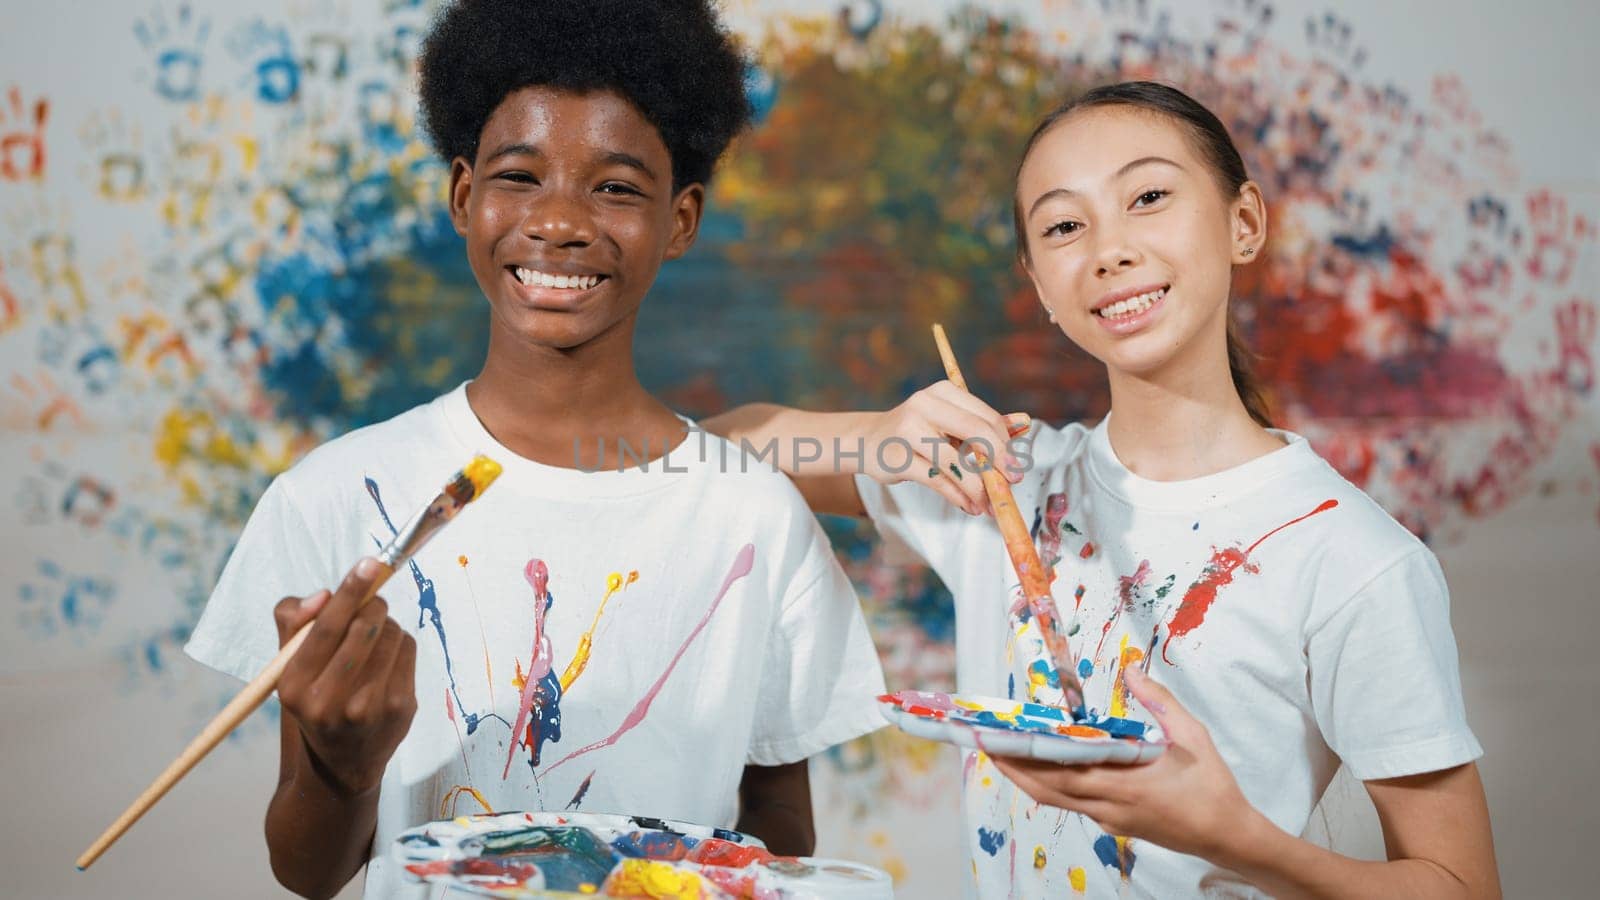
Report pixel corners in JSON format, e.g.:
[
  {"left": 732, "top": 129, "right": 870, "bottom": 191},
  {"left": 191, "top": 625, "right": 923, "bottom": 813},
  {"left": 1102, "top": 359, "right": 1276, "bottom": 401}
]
[
  {"left": 466, "top": 321, "right": 685, "bottom": 469},
  {"left": 1102, "top": 338, "right": 1284, "bottom": 482}
]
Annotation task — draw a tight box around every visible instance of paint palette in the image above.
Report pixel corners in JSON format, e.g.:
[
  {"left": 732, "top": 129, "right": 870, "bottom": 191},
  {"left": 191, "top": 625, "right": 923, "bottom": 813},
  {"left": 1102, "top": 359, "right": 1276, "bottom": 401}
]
[
  {"left": 393, "top": 810, "right": 894, "bottom": 898},
  {"left": 879, "top": 691, "right": 1166, "bottom": 765}
]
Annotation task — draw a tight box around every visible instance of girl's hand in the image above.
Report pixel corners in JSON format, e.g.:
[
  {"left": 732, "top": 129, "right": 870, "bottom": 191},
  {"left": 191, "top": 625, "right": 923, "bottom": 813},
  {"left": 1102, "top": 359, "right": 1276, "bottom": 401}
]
[
  {"left": 991, "top": 667, "right": 1258, "bottom": 861},
  {"left": 859, "top": 380, "right": 1030, "bottom": 516}
]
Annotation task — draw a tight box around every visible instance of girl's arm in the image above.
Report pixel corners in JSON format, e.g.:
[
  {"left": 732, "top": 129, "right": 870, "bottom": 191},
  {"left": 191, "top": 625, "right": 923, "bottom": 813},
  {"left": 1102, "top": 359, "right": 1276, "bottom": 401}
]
[
  {"left": 992, "top": 668, "right": 1500, "bottom": 899},
  {"left": 701, "top": 385, "right": 1028, "bottom": 518},
  {"left": 1218, "top": 764, "right": 1499, "bottom": 899}
]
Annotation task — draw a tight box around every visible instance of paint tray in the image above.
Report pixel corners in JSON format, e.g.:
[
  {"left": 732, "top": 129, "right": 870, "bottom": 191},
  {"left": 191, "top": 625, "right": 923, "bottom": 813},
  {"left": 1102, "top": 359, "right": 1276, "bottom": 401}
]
[
  {"left": 394, "top": 810, "right": 893, "bottom": 898},
  {"left": 879, "top": 690, "right": 1166, "bottom": 765}
]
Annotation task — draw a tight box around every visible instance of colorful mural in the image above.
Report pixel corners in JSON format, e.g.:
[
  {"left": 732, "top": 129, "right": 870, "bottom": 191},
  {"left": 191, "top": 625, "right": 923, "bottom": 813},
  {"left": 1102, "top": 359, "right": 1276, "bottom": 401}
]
[{"left": 2, "top": 0, "right": 1595, "bottom": 891}]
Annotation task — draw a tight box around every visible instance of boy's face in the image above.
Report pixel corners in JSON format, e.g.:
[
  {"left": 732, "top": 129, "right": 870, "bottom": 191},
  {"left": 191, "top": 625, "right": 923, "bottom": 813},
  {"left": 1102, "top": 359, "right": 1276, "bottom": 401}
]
[{"left": 449, "top": 86, "right": 703, "bottom": 351}]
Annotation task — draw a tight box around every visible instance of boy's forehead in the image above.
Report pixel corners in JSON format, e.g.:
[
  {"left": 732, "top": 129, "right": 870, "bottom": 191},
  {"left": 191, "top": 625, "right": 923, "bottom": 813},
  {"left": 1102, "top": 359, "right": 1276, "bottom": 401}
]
[{"left": 479, "top": 86, "right": 668, "bottom": 160}]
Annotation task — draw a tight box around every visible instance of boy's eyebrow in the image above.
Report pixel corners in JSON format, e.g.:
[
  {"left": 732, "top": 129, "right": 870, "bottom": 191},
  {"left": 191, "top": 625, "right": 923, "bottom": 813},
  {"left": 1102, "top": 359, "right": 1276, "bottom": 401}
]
[
  {"left": 480, "top": 144, "right": 658, "bottom": 183},
  {"left": 1026, "top": 156, "right": 1186, "bottom": 218},
  {"left": 484, "top": 142, "right": 542, "bottom": 164},
  {"left": 599, "top": 150, "right": 658, "bottom": 182}
]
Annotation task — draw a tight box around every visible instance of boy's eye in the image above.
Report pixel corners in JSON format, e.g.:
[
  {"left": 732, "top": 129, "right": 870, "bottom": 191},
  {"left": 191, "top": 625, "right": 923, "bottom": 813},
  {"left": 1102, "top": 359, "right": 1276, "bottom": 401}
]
[
  {"left": 1042, "top": 220, "right": 1081, "bottom": 238},
  {"left": 497, "top": 171, "right": 536, "bottom": 184},
  {"left": 598, "top": 182, "right": 642, "bottom": 196},
  {"left": 1133, "top": 189, "right": 1169, "bottom": 207}
]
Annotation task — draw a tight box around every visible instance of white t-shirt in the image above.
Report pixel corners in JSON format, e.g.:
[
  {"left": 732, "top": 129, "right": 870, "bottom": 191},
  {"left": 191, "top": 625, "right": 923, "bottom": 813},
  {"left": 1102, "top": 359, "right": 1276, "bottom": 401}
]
[
  {"left": 857, "top": 417, "right": 1481, "bottom": 899},
  {"left": 186, "top": 383, "right": 887, "bottom": 899}
]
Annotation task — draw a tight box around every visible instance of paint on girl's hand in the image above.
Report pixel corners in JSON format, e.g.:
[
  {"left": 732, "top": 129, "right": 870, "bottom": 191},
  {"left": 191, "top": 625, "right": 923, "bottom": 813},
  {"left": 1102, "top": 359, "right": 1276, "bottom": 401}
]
[
  {"left": 977, "top": 827, "right": 1007, "bottom": 856},
  {"left": 1161, "top": 500, "right": 1338, "bottom": 662},
  {"left": 949, "top": 462, "right": 963, "bottom": 480}
]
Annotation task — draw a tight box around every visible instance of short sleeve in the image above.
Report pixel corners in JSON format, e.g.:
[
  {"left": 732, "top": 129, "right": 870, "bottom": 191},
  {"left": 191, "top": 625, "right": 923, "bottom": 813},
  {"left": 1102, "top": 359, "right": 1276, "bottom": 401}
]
[
  {"left": 183, "top": 476, "right": 339, "bottom": 682},
  {"left": 746, "top": 523, "right": 887, "bottom": 766},
  {"left": 1307, "top": 547, "right": 1483, "bottom": 780}
]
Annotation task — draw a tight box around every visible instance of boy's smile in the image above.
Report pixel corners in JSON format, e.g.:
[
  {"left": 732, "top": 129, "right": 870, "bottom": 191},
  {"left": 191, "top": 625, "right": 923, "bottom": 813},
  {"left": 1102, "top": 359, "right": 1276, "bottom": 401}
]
[{"left": 449, "top": 86, "right": 703, "bottom": 352}]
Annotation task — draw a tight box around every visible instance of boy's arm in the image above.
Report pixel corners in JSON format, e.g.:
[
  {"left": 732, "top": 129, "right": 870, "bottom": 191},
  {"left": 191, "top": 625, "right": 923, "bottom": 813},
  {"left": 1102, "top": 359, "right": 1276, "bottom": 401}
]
[
  {"left": 702, "top": 388, "right": 1024, "bottom": 518},
  {"left": 263, "top": 559, "right": 419, "bottom": 899},
  {"left": 735, "top": 761, "right": 815, "bottom": 857}
]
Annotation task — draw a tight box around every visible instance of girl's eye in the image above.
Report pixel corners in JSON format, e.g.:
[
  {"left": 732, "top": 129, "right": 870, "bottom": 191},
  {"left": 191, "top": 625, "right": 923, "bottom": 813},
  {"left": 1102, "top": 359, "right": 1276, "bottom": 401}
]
[
  {"left": 1042, "top": 220, "right": 1081, "bottom": 238},
  {"left": 1134, "top": 189, "right": 1169, "bottom": 207}
]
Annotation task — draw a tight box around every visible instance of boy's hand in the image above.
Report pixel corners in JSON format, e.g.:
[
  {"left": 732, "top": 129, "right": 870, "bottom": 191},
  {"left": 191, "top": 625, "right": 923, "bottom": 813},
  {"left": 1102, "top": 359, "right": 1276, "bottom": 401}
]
[
  {"left": 861, "top": 380, "right": 1031, "bottom": 515},
  {"left": 273, "top": 557, "right": 418, "bottom": 798}
]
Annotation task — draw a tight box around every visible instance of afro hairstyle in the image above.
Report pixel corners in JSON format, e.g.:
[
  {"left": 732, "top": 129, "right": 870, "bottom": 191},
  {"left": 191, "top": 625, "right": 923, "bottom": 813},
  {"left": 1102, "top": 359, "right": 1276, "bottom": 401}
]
[{"left": 417, "top": 0, "right": 753, "bottom": 191}]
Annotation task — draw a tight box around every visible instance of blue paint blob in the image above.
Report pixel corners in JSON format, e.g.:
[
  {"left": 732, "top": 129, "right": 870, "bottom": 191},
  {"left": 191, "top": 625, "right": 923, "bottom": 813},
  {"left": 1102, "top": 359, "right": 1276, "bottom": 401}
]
[
  {"left": 1078, "top": 658, "right": 1094, "bottom": 679},
  {"left": 977, "top": 827, "right": 1007, "bottom": 856},
  {"left": 1093, "top": 833, "right": 1136, "bottom": 877}
]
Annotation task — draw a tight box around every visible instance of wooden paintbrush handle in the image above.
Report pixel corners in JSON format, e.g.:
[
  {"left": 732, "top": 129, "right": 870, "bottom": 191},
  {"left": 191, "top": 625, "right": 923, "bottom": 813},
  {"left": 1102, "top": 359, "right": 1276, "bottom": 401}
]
[{"left": 77, "top": 569, "right": 391, "bottom": 870}]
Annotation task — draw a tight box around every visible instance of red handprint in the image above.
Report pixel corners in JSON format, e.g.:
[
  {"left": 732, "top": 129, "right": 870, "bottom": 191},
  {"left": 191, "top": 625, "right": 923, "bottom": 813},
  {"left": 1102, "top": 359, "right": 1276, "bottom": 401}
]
[
  {"left": 1526, "top": 190, "right": 1595, "bottom": 286},
  {"left": 1554, "top": 300, "right": 1597, "bottom": 395},
  {"left": 0, "top": 86, "right": 49, "bottom": 181}
]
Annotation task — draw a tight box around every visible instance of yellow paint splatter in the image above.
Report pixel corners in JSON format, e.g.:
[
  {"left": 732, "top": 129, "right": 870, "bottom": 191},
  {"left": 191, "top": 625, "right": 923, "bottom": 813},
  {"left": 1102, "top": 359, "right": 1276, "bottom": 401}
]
[
  {"left": 1033, "top": 845, "right": 1047, "bottom": 869},
  {"left": 1068, "top": 865, "right": 1087, "bottom": 893},
  {"left": 458, "top": 555, "right": 468, "bottom": 567},
  {"left": 559, "top": 571, "right": 634, "bottom": 691},
  {"left": 1109, "top": 635, "right": 1145, "bottom": 719},
  {"left": 438, "top": 785, "right": 494, "bottom": 818}
]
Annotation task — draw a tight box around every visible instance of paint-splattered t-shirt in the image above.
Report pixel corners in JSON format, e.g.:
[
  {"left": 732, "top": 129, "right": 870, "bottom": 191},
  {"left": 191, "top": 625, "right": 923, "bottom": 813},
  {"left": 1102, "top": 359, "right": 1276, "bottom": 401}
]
[
  {"left": 857, "top": 415, "right": 1481, "bottom": 898},
  {"left": 186, "top": 383, "right": 887, "bottom": 899}
]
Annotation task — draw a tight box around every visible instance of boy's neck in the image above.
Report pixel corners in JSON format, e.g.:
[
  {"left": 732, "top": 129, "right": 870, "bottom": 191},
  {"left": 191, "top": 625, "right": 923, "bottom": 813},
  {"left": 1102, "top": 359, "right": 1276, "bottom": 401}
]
[
  {"left": 466, "top": 325, "right": 686, "bottom": 470},
  {"left": 1101, "top": 336, "right": 1283, "bottom": 483}
]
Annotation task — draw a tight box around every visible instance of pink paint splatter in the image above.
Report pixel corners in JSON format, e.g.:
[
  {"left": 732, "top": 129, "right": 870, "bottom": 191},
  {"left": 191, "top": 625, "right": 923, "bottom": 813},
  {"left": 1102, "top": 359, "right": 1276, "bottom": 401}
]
[
  {"left": 1161, "top": 500, "right": 1339, "bottom": 663},
  {"left": 504, "top": 559, "right": 557, "bottom": 779},
  {"left": 544, "top": 544, "right": 756, "bottom": 774}
]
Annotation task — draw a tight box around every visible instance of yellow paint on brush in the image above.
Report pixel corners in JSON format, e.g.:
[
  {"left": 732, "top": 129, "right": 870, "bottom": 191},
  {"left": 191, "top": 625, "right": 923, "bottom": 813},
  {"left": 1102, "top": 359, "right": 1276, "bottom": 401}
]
[
  {"left": 559, "top": 571, "right": 634, "bottom": 692},
  {"left": 463, "top": 454, "right": 503, "bottom": 496},
  {"left": 1068, "top": 866, "right": 1087, "bottom": 893},
  {"left": 608, "top": 859, "right": 705, "bottom": 899}
]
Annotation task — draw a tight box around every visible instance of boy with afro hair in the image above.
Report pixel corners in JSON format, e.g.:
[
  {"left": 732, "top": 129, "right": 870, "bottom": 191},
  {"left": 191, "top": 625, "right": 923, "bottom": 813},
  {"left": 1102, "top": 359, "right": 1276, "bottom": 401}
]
[{"left": 184, "top": 2, "right": 887, "bottom": 896}]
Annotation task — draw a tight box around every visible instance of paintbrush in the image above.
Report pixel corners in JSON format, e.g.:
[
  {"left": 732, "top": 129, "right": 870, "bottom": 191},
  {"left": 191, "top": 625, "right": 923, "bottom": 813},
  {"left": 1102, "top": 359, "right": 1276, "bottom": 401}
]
[
  {"left": 931, "top": 324, "right": 1087, "bottom": 718},
  {"left": 76, "top": 455, "right": 504, "bottom": 871}
]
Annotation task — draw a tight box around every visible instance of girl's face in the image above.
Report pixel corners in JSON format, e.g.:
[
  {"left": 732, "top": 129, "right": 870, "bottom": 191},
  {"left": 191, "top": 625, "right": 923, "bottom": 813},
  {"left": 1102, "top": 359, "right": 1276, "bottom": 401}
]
[{"left": 1016, "top": 107, "right": 1264, "bottom": 379}]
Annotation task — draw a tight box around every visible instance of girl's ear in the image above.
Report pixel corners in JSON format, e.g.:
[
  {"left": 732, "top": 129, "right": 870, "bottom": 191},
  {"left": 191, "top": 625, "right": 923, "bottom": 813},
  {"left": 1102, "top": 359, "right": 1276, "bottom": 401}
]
[{"left": 1230, "top": 180, "right": 1268, "bottom": 263}]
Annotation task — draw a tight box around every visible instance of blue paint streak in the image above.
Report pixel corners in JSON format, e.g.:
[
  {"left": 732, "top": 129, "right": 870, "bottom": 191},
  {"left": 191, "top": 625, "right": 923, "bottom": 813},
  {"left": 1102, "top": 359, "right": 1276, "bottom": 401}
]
[
  {"left": 977, "top": 827, "right": 1007, "bottom": 856},
  {"left": 1078, "top": 657, "right": 1094, "bottom": 679},
  {"left": 1093, "top": 833, "right": 1136, "bottom": 877}
]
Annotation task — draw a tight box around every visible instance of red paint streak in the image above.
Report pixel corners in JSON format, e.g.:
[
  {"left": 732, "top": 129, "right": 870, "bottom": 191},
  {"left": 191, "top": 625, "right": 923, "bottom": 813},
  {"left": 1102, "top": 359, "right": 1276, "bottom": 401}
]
[
  {"left": 544, "top": 544, "right": 755, "bottom": 774},
  {"left": 1080, "top": 542, "right": 1095, "bottom": 559},
  {"left": 1095, "top": 561, "right": 1150, "bottom": 662},
  {"left": 1161, "top": 500, "right": 1338, "bottom": 663}
]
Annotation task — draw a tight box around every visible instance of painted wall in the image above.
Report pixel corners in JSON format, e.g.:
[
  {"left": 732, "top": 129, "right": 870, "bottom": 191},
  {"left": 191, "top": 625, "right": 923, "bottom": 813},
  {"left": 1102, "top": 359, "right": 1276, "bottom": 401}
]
[{"left": 2, "top": 0, "right": 1595, "bottom": 896}]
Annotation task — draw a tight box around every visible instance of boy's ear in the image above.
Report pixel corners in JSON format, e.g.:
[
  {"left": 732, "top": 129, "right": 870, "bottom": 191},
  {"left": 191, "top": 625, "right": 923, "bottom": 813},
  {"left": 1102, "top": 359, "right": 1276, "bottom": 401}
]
[
  {"left": 448, "top": 157, "right": 474, "bottom": 237},
  {"left": 663, "top": 183, "right": 706, "bottom": 261}
]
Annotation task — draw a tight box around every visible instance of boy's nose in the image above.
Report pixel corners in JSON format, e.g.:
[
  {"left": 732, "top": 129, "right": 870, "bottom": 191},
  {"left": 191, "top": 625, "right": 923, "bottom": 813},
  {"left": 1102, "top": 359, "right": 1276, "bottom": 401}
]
[{"left": 521, "top": 195, "right": 596, "bottom": 247}]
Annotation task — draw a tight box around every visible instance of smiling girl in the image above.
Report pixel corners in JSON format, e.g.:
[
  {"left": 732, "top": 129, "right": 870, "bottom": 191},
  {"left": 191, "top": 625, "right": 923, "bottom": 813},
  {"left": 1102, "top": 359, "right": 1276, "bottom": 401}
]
[{"left": 707, "top": 81, "right": 1498, "bottom": 898}]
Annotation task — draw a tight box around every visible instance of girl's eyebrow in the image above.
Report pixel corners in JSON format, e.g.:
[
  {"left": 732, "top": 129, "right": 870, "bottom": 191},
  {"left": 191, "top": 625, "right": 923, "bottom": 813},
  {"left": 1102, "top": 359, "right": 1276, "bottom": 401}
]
[{"left": 1026, "top": 156, "right": 1187, "bottom": 218}]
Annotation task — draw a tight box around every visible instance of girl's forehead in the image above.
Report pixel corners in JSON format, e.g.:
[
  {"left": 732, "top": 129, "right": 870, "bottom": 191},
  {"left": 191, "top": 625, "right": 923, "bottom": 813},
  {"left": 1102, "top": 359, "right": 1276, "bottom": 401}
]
[{"left": 1020, "top": 108, "right": 1198, "bottom": 190}]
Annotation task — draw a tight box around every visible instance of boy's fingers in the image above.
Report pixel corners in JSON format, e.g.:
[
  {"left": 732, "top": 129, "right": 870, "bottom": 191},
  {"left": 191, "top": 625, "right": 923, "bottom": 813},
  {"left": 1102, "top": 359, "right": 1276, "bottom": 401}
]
[
  {"left": 274, "top": 591, "right": 329, "bottom": 646},
  {"left": 298, "top": 557, "right": 386, "bottom": 673}
]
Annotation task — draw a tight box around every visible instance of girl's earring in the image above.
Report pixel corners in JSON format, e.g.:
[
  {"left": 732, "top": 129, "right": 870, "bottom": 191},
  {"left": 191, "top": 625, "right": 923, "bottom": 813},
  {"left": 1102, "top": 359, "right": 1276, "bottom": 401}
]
[
  {"left": 1240, "top": 246, "right": 1255, "bottom": 256},
  {"left": 1045, "top": 306, "right": 1056, "bottom": 322}
]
